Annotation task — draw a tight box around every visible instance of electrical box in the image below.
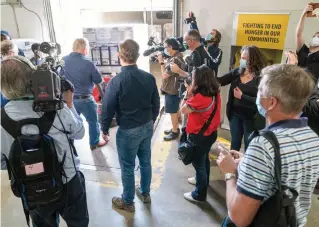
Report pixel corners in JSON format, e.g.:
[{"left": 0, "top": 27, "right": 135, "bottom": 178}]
[{"left": 0, "top": 0, "right": 21, "bottom": 5}]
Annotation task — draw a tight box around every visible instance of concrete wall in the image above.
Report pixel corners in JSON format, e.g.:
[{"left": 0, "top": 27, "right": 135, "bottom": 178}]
[
  {"left": 1, "top": 0, "right": 50, "bottom": 41},
  {"left": 181, "top": 0, "right": 319, "bottom": 128}
]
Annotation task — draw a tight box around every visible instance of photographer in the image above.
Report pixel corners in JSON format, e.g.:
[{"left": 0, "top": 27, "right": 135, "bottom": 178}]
[
  {"left": 186, "top": 11, "right": 223, "bottom": 76},
  {"left": 171, "top": 30, "right": 209, "bottom": 77},
  {"left": 158, "top": 38, "right": 185, "bottom": 141},
  {"left": 0, "top": 56, "right": 89, "bottom": 226},
  {"left": 296, "top": 3, "right": 319, "bottom": 83}
]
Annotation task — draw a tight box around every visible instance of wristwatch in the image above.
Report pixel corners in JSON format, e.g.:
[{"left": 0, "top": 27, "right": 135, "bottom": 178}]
[
  {"left": 224, "top": 173, "right": 237, "bottom": 181},
  {"left": 160, "top": 62, "right": 165, "bottom": 65}
]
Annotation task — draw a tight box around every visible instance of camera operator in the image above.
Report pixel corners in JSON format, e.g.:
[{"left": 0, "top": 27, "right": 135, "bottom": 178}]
[
  {"left": 0, "top": 56, "right": 89, "bottom": 226},
  {"left": 158, "top": 38, "right": 185, "bottom": 141},
  {"left": 30, "top": 43, "right": 45, "bottom": 66}
]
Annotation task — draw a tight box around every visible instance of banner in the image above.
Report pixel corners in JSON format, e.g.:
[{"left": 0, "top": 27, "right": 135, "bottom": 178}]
[{"left": 232, "top": 13, "right": 290, "bottom": 50}]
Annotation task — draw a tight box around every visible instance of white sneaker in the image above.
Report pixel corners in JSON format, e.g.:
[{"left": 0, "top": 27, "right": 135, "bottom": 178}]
[
  {"left": 188, "top": 177, "right": 196, "bottom": 185},
  {"left": 183, "top": 192, "right": 205, "bottom": 204}
]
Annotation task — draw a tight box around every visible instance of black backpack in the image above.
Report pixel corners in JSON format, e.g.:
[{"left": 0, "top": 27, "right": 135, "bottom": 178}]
[
  {"left": 223, "top": 130, "right": 298, "bottom": 227},
  {"left": 1, "top": 108, "right": 65, "bottom": 226}
]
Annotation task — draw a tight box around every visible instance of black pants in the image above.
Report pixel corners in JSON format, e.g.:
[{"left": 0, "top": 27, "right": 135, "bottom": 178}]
[
  {"left": 190, "top": 131, "right": 218, "bottom": 201},
  {"left": 29, "top": 171, "right": 89, "bottom": 227}
]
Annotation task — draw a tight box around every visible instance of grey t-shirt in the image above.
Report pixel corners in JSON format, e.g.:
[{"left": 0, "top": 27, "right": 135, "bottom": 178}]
[{"left": 1, "top": 100, "right": 85, "bottom": 183}]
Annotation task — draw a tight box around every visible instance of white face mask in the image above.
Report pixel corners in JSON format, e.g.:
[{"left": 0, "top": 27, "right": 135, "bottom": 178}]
[{"left": 310, "top": 36, "right": 319, "bottom": 47}]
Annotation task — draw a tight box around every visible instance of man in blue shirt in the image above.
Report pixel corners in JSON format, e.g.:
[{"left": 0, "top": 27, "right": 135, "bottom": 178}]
[
  {"left": 102, "top": 39, "right": 160, "bottom": 213},
  {"left": 63, "top": 38, "right": 106, "bottom": 150}
]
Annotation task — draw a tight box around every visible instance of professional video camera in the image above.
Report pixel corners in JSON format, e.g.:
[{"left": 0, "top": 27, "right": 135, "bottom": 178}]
[
  {"left": 31, "top": 42, "right": 74, "bottom": 112},
  {"left": 144, "top": 37, "right": 186, "bottom": 63},
  {"left": 143, "top": 37, "right": 166, "bottom": 62}
]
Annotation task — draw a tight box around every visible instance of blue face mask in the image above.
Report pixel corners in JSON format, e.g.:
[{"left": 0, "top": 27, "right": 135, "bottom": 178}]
[
  {"left": 205, "top": 33, "right": 213, "bottom": 41},
  {"left": 240, "top": 59, "right": 247, "bottom": 69},
  {"left": 256, "top": 92, "right": 267, "bottom": 117},
  {"left": 164, "top": 49, "right": 171, "bottom": 56}
]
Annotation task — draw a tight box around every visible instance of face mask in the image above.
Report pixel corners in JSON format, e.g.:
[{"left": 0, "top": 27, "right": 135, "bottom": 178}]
[
  {"left": 310, "top": 36, "right": 319, "bottom": 47},
  {"left": 205, "top": 33, "right": 213, "bottom": 41},
  {"left": 164, "top": 49, "right": 171, "bottom": 56},
  {"left": 240, "top": 59, "right": 247, "bottom": 69},
  {"left": 256, "top": 92, "right": 267, "bottom": 117},
  {"left": 183, "top": 41, "right": 189, "bottom": 50}
]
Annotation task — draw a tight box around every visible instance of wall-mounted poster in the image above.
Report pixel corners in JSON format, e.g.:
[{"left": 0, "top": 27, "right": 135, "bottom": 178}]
[
  {"left": 83, "top": 26, "right": 133, "bottom": 67},
  {"left": 230, "top": 13, "right": 290, "bottom": 70}
]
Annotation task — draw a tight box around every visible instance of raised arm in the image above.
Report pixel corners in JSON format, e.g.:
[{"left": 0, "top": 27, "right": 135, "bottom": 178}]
[
  {"left": 217, "top": 68, "right": 239, "bottom": 86},
  {"left": 296, "top": 4, "right": 313, "bottom": 52}
]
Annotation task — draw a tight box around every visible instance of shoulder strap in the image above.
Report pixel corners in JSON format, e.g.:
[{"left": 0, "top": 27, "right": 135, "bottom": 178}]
[
  {"left": 259, "top": 130, "right": 282, "bottom": 193},
  {"left": 1, "top": 108, "right": 56, "bottom": 138},
  {"left": 198, "top": 96, "right": 218, "bottom": 137}
]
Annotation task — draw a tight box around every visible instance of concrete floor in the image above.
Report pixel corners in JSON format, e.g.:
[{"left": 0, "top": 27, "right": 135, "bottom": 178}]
[
  {"left": 1, "top": 113, "right": 319, "bottom": 227},
  {"left": 1, "top": 64, "right": 318, "bottom": 226}
]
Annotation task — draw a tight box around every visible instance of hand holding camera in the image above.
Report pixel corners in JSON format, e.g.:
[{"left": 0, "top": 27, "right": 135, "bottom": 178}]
[{"left": 184, "top": 11, "right": 196, "bottom": 24}]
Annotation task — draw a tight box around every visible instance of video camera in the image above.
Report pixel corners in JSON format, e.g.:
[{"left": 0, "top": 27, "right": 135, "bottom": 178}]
[
  {"left": 31, "top": 42, "right": 74, "bottom": 112},
  {"left": 143, "top": 37, "right": 185, "bottom": 63},
  {"left": 143, "top": 37, "right": 167, "bottom": 62}
]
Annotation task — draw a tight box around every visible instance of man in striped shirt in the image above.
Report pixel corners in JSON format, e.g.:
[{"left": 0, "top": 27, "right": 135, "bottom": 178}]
[{"left": 217, "top": 64, "right": 319, "bottom": 227}]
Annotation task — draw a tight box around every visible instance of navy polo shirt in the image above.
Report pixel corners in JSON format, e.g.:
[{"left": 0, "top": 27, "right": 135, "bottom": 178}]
[{"left": 63, "top": 52, "right": 102, "bottom": 96}]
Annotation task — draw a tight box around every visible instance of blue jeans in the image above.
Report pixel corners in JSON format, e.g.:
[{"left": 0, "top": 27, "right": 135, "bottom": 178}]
[
  {"left": 116, "top": 121, "right": 153, "bottom": 204},
  {"left": 74, "top": 97, "right": 100, "bottom": 146},
  {"left": 229, "top": 113, "right": 254, "bottom": 151},
  {"left": 191, "top": 131, "right": 218, "bottom": 201}
]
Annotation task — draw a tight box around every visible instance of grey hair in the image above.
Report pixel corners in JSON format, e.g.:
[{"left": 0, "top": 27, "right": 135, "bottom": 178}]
[
  {"left": 259, "top": 64, "right": 314, "bottom": 114},
  {"left": 119, "top": 39, "right": 140, "bottom": 64},
  {"left": 1, "top": 56, "right": 35, "bottom": 100},
  {"left": 72, "top": 38, "right": 89, "bottom": 52},
  {"left": 184, "top": 29, "right": 201, "bottom": 42},
  {"left": 1, "top": 40, "right": 18, "bottom": 57}
]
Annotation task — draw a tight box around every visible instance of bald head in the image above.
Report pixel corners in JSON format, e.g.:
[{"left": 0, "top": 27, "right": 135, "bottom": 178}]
[{"left": 73, "top": 38, "right": 90, "bottom": 55}]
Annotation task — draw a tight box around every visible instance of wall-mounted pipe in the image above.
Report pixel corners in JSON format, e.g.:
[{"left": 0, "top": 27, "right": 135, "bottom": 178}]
[{"left": 173, "top": 0, "right": 180, "bottom": 37}]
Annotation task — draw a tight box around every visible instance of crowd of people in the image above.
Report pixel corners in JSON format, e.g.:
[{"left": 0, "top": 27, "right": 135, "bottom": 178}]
[{"left": 0, "top": 2, "right": 318, "bottom": 227}]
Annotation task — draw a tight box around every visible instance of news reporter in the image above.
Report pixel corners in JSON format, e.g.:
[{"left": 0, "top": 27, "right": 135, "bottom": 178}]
[
  {"left": 0, "top": 56, "right": 88, "bottom": 226},
  {"left": 181, "top": 65, "right": 221, "bottom": 203},
  {"left": 218, "top": 45, "right": 265, "bottom": 151},
  {"left": 158, "top": 38, "right": 185, "bottom": 141}
]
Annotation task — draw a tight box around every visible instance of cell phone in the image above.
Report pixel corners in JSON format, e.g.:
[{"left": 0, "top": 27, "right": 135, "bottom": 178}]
[{"left": 307, "top": 3, "right": 319, "bottom": 17}]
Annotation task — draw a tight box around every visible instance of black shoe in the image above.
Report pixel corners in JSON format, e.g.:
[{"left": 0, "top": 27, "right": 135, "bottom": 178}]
[
  {"left": 164, "top": 131, "right": 180, "bottom": 141},
  {"left": 164, "top": 129, "right": 172, "bottom": 135},
  {"left": 164, "top": 128, "right": 180, "bottom": 135}
]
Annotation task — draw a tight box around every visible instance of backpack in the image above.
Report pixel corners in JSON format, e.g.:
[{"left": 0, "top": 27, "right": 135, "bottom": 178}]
[
  {"left": 222, "top": 130, "right": 298, "bottom": 227},
  {"left": 1, "top": 108, "right": 66, "bottom": 227}
]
